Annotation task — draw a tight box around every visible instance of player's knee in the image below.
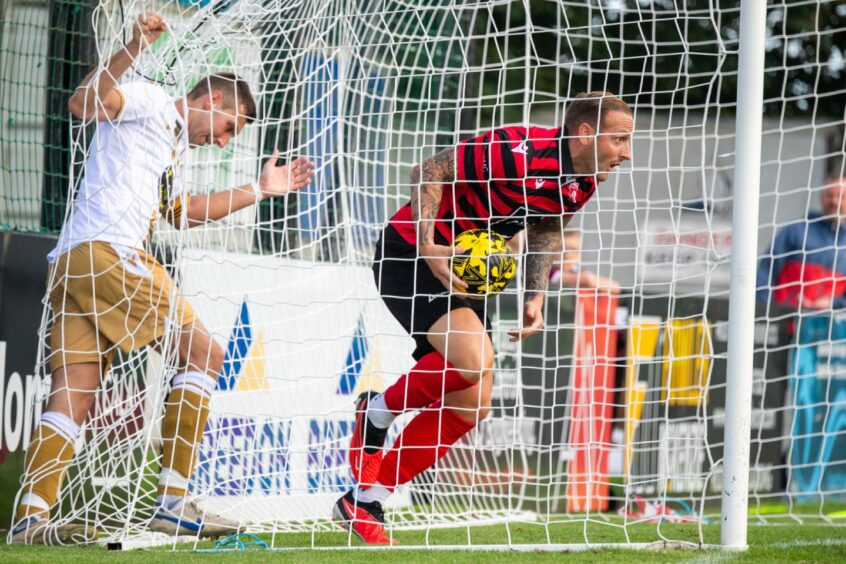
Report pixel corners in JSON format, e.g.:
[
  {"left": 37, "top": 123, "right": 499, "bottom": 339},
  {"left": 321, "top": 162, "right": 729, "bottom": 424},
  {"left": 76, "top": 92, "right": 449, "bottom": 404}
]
[
  {"left": 206, "top": 341, "right": 225, "bottom": 375},
  {"left": 183, "top": 339, "right": 224, "bottom": 376},
  {"left": 479, "top": 381, "right": 493, "bottom": 421},
  {"left": 45, "top": 365, "right": 101, "bottom": 425},
  {"left": 188, "top": 324, "right": 221, "bottom": 375},
  {"left": 483, "top": 346, "right": 494, "bottom": 371},
  {"left": 451, "top": 395, "right": 492, "bottom": 424},
  {"left": 68, "top": 392, "right": 98, "bottom": 425},
  {"left": 455, "top": 368, "right": 479, "bottom": 384},
  {"left": 458, "top": 365, "right": 494, "bottom": 387},
  {"left": 447, "top": 379, "right": 493, "bottom": 423},
  {"left": 476, "top": 404, "right": 492, "bottom": 422},
  {"left": 186, "top": 348, "right": 223, "bottom": 379},
  {"left": 454, "top": 350, "right": 494, "bottom": 384},
  {"left": 476, "top": 371, "right": 494, "bottom": 421}
]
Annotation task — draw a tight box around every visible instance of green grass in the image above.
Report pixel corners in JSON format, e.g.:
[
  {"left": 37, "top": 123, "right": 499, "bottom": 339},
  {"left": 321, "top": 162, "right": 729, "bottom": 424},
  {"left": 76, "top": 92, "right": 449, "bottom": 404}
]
[{"left": 1, "top": 521, "right": 845, "bottom": 563}]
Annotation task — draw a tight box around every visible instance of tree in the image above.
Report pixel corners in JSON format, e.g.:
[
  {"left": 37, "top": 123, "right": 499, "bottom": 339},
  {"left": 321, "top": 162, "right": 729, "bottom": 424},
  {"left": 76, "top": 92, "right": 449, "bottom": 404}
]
[{"left": 486, "top": 0, "right": 844, "bottom": 119}]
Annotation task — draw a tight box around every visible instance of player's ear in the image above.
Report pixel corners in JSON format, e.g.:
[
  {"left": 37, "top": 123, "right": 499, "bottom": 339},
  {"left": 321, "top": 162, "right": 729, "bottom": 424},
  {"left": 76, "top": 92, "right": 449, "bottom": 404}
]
[
  {"left": 208, "top": 90, "right": 224, "bottom": 110},
  {"left": 577, "top": 122, "right": 595, "bottom": 143}
]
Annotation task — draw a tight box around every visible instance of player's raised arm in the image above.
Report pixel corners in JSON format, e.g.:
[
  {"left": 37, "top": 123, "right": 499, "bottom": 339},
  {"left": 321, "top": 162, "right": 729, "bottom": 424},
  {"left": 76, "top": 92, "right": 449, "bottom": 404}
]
[
  {"left": 181, "top": 151, "right": 315, "bottom": 227},
  {"left": 411, "top": 147, "right": 468, "bottom": 290},
  {"left": 67, "top": 13, "right": 167, "bottom": 121}
]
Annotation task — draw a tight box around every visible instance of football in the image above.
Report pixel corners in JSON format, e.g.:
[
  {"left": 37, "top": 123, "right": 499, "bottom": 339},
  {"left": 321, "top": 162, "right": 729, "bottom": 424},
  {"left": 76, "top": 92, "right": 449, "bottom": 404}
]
[{"left": 451, "top": 229, "right": 517, "bottom": 297}]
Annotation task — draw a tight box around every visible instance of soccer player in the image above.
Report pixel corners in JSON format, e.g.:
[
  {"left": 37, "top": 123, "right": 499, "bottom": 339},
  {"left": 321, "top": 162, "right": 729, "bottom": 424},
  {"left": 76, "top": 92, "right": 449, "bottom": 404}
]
[
  {"left": 10, "top": 13, "right": 314, "bottom": 544},
  {"left": 334, "top": 92, "right": 633, "bottom": 544}
]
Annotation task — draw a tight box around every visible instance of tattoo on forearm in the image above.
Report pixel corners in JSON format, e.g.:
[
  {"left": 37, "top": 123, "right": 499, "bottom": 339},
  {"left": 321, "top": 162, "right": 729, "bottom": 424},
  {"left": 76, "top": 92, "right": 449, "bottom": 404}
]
[
  {"left": 410, "top": 147, "right": 455, "bottom": 245},
  {"left": 525, "top": 217, "right": 564, "bottom": 302}
]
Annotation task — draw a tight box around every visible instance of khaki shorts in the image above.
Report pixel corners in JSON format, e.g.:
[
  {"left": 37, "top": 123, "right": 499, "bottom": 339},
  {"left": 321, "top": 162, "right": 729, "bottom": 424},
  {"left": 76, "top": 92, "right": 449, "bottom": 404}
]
[{"left": 47, "top": 241, "right": 197, "bottom": 372}]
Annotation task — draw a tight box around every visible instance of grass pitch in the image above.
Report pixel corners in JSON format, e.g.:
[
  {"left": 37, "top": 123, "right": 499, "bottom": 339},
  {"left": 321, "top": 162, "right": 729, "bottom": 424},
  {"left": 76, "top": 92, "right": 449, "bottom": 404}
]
[{"left": 1, "top": 520, "right": 844, "bottom": 563}]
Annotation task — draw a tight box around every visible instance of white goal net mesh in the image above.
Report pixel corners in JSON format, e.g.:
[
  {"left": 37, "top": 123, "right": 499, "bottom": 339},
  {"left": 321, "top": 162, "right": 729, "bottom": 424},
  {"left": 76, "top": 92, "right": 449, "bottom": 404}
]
[{"left": 9, "top": 0, "right": 845, "bottom": 549}]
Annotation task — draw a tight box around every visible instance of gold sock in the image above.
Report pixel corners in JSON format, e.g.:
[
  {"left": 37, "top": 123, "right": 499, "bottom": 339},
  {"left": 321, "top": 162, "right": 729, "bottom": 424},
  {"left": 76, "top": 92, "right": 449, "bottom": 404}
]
[
  {"left": 158, "top": 387, "right": 211, "bottom": 497},
  {"left": 16, "top": 425, "right": 75, "bottom": 521}
]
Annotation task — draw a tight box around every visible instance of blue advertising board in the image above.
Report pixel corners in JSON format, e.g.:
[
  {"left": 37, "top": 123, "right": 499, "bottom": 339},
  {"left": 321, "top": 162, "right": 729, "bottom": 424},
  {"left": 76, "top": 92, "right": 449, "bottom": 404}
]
[{"left": 789, "top": 313, "right": 846, "bottom": 499}]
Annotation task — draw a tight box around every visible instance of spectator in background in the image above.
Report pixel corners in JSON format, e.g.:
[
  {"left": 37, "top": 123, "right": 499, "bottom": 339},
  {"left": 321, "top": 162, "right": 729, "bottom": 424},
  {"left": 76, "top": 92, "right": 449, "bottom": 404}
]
[
  {"left": 549, "top": 230, "right": 621, "bottom": 294},
  {"left": 757, "top": 176, "right": 846, "bottom": 310}
]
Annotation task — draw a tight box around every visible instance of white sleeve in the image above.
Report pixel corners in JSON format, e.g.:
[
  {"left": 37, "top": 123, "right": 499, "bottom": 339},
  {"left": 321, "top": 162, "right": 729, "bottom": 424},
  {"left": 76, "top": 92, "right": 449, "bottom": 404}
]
[{"left": 113, "top": 82, "right": 169, "bottom": 122}]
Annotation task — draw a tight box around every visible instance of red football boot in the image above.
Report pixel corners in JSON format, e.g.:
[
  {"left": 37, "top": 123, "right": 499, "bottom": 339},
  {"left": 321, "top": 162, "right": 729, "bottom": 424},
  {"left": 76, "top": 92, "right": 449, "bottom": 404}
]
[
  {"left": 332, "top": 490, "right": 396, "bottom": 545},
  {"left": 349, "top": 391, "right": 388, "bottom": 484}
]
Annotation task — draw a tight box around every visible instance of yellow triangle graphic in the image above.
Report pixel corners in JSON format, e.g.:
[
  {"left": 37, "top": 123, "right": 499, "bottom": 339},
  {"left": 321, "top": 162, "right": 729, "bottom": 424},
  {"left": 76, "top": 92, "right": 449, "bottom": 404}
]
[
  {"left": 235, "top": 330, "right": 269, "bottom": 392},
  {"left": 352, "top": 343, "right": 385, "bottom": 395}
]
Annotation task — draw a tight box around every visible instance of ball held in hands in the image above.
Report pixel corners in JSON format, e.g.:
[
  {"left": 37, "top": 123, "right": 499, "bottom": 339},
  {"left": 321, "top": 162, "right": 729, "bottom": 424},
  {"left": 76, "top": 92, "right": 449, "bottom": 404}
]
[{"left": 451, "top": 229, "right": 516, "bottom": 298}]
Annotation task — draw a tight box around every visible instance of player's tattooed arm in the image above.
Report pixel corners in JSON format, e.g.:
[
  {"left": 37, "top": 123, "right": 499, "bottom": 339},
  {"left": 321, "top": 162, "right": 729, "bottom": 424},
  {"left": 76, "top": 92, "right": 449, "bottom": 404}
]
[
  {"left": 508, "top": 214, "right": 570, "bottom": 342},
  {"left": 524, "top": 215, "right": 571, "bottom": 304},
  {"left": 410, "top": 146, "right": 456, "bottom": 246},
  {"left": 410, "top": 146, "right": 467, "bottom": 291}
]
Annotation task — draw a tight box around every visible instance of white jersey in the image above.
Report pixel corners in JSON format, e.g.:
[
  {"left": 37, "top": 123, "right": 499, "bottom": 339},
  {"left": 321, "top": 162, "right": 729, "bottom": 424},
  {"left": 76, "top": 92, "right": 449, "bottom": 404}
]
[{"left": 48, "top": 81, "right": 188, "bottom": 262}]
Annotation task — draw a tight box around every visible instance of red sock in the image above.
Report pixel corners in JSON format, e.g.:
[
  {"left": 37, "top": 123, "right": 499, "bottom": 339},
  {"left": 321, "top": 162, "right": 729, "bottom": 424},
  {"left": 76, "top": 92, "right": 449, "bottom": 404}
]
[
  {"left": 376, "top": 401, "right": 476, "bottom": 488},
  {"left": 382, "top": 351, "right": 475, "bottom": 414}
]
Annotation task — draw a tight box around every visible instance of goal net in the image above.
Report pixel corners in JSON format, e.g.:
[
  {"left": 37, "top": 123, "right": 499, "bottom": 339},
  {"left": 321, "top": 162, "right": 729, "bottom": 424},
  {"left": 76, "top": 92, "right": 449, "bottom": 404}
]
[{"left": 6, "top": 0, "right": 845, "bottom": 550}]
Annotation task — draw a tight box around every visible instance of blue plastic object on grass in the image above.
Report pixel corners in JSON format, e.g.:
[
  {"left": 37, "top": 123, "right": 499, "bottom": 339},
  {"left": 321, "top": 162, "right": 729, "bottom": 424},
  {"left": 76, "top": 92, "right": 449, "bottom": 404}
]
[{"left": 195, "top": 533, "right": 268, "bottom": 553}]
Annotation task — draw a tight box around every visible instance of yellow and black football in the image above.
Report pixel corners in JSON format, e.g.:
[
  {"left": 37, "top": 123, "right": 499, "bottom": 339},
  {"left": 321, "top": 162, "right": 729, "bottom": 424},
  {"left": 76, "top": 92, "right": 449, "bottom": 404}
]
[{"left": 451, "top": 229, "right": 516, "bottom": 298}]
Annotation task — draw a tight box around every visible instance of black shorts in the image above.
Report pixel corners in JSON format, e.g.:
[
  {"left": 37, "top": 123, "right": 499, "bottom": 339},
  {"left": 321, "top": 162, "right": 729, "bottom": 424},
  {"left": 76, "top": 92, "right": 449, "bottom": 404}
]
[{"left": 373, "top": 226, "right": 491, "bottom": 360}]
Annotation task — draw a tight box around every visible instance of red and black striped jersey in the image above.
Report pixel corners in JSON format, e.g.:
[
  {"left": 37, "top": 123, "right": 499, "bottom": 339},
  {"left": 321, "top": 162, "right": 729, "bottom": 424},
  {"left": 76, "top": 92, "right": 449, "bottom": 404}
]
[{"left": 387, "top": 125, "right": 596, "bottom": 245}]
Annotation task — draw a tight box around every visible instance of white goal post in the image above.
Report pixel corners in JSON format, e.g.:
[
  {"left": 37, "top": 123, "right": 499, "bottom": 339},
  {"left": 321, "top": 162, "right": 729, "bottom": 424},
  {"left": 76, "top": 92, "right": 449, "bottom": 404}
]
[{"left": 721, "top": 0, "right": 765, "bottom": 549}]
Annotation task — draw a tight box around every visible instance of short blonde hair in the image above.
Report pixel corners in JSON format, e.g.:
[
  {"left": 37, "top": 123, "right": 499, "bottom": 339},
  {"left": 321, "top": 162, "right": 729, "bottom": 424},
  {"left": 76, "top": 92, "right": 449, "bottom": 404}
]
[{"left": 564, "top": 91, "right": 632, "bottom": 132}]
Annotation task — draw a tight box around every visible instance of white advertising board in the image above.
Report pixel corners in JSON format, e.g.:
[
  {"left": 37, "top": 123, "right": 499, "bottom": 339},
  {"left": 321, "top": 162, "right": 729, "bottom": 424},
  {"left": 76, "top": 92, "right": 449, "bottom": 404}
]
[
  {"left": 176, "top": 248, "right": 415, "bottom": 524},
  {"left": 639, "top": 217, "right": 733, "bottom": 293}
]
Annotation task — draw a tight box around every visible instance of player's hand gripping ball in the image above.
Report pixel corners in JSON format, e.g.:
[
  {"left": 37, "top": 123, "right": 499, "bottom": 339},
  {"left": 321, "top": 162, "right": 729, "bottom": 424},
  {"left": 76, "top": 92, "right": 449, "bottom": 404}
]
[{"left": 451, "top": 229, "right": 516, "bottom": 298}]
